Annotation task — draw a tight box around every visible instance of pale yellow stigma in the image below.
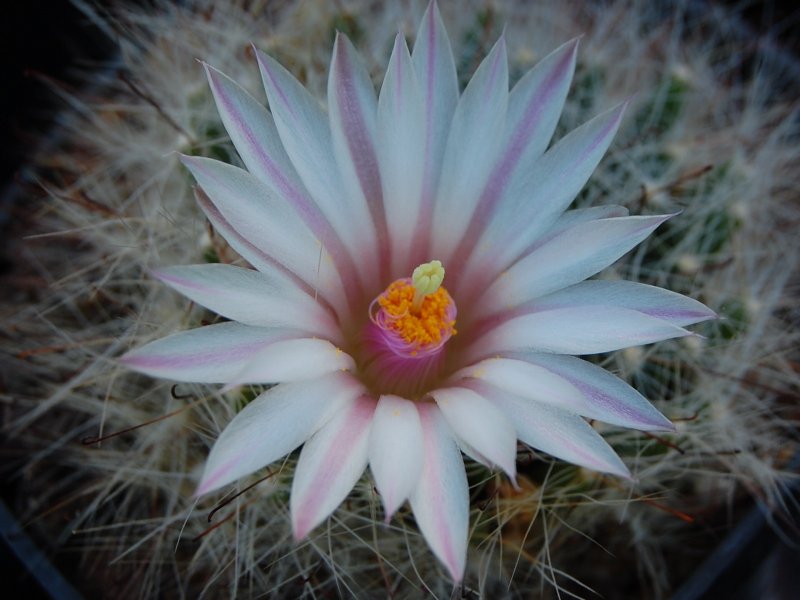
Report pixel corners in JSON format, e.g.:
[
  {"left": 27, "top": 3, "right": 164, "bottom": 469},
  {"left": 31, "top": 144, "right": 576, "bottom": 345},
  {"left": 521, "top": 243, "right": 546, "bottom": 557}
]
[{"left": 411, "top": 260, "right": 445, "bottom": 312}]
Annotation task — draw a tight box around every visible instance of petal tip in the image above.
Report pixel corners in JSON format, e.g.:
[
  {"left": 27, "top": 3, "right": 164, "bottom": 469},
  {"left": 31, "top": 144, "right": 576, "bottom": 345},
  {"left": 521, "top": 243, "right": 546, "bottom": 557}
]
[
  {"left": 614, "top": 463, "right": 634, "bottom": 481},
  {"left": 641, "top": 413, "right": 678, "bottom": 433},
  {"left": 117, "top": 351, "right": 135, "bottom": 367},
  {"left": 193, "top": 482, "right": 210, "bottom": 499},
  {"left": 292, "top": 513, "right": 314, "bottom": 542}
]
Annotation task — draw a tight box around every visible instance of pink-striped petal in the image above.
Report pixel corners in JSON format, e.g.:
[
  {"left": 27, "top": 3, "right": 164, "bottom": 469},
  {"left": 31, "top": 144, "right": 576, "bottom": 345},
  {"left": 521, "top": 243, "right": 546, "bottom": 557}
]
[
  {"left": 203, "top": 64, "right": 311, "bottom": 220},
  {"left": 255, "top": 49, "right": 379, "bottom": 286},
  {"left": 472, "top": 306, "right": 691, "bottom": 360},
  {"left": 154, "top": 264, "right": 338, "bottom": 340},
  {"left": 409, "top": 402, "right": 469, "bottom": 583},
  {"left": 467, "top": 380, "right": 631, "bottom": 478},
  {"left": 411, "top": 0, "right": 458, "bottom": 256},
  {"left": 431, "top": 387, "right": 517, "bottom": 480},
  {"left": 204, "top": 63, "right": 361, "bottom": 294},
  {"left": 194, "top": 188, "right": 284, "bottom": 272},
  {"left": 502, "top": 38, "right": 579, "bottom": 173},
  {"left": 223, "top": 339, "right": 354, "bottom": 389},
  {"left": 455, "top": 357, "right": 672, "bottom": 431},
  {"left": 454, "top": 39, "right": 579, "bottom": 267},
  {"left": 431, "top": 36, "right": 509, "bottom": 262},
  {"left": 291, "top": 395, "right": 375, "bottom": 539},
  {"left": 540, "top": 204, "right": 629, "bottom": 237},
  {"left": 464, "top": 102, "right": 629, "bottom": 284},
  {"left": 120, "top": 322, "right": 294, "bottom": 383},
  {"left": 180, "top": 155, "right": 346, "bottom": 303},
  {"left": 368, "top": 395, "right": 424, "bottom": 521},
  {"left": 476, "top": 215, "right": 671, "bottom": 316},
  {"left": 512, "top": 352, "right": 674, "bottom": 430},
  {"left": 378, "top": 34, "right": 425, "bottom": 273},
  {"left": 531, "top": 280, "right": 717, "bottom": 326},
  {"left": 194, "top": 188, "right": 349, "bottom": 324},
  {"left": 328, "top": 34, "right": 387, "bottom": 269},
  {"left": 196, "top": 372, "right": 364, "bottom": 496}
]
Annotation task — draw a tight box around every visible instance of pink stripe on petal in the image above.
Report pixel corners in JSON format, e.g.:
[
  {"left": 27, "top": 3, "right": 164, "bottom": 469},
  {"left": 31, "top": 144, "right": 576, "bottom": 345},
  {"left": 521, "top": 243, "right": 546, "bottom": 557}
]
[
  {"left": 257, "top": 47, "right": 381, "bottom": 289},
  {"left": 473, "top": 215, "right": 672, "bottom": 318},
  {"left": 409, "top": 402, "right": 468, "bottom": 582},
  {"left": 431, "top": 37, "right": 508, "bottom": 268},
  {"left": 467, "top": 306, "right": 690, "bottom": 360},
  {"left": 329, "top": 36, "right": 389, "bottom": 276},
  {"left": 475, "top": 41, "right": 579, "bottom": 223},
  {"left": 466, "top": 380, "right": 631, "bottom": 478},
  {"left": 291, "top": 396, "right": 375, "bottom": 539},
  {"left": 332, "top": 37, "right": 382, "bottom": 204},
  {"left": 197, "top": 373, "right": 365, "bottom": 496},
  {"left": 195, "top": 453, "right": 243, "bottom": 497},
  {"left": 120, "top": 322, "right": 294, "bottom": 383},
  {"left": 485, "top": 35, "right": 507, "bottom": 91},
  {"left": 459, "top": 101, "right": 631, "bottom": 297},
  {"left": 194, "top": 188, "right": 347, "bottom": 320},
  {"left": 258, "top": 56, "right": 297, "bottom": 119},
  {"left": 411, "top": 0, "right": 458, "bottom": 260},
  {"left": 205, "top": 64, "right": 361, "bottom": 293},
  {"left": 522, "top": 280, "right": 717, "bottom": 328},
  {"left": 121, "top": 342, "right": 264, "bottom": 371}
]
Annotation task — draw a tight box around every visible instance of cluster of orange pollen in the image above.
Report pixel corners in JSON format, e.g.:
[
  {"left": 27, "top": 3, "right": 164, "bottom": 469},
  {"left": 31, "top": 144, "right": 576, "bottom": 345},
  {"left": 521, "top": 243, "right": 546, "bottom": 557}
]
[{"left": 377, "top": 280, "right": 457, "bottom": 351}]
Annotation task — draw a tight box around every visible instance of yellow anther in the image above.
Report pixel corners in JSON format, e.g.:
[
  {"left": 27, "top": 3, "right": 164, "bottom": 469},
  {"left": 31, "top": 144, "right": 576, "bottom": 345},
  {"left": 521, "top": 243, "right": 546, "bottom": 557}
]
[
  {"left": 373, "top": 260, "right": 456, "bottom": 351},
  {"left": 411, "top": 260, "right": 445, "bottom": 312}
]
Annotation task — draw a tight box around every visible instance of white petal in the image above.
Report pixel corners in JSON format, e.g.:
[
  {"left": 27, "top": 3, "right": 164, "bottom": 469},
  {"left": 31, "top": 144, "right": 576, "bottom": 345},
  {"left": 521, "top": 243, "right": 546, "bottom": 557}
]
[
  {"left": 477, "top": 215, "right": 671, "bottom": 316},
  {"left": 516, "top": 204, "right": 630, "bottom": 257},
  {"left": 256, "top": 49, "right": 379, "bottom": 287},
  {"left": 533, "top": 280, "right": 717, "bottom": 326},
  {"left": 468, "top": 380, "right": 630, "bottom": 478},
  {"left": 203, "top": 64, "right": 307, "bottom": 210},
  {"left": 328, "top": 35, "right": 386, "bottom": 264},
  {"left": 223, "top": 339, "right": 354, "bottom": 389},
  {"left": 378, "top": 34, "right": 425, "bottom": 272},
  {"left": 502, "top": 39, "right": 579, "bottom": 173},
  {"left": 120, "top": 322, "right": 294, "bottom": 383},
  {"left": 473, "top": 306, "right": 690, "bottom": 359},
  {"left": 195, "top": 188, "right": 351, "bottom": 325},
  {"left": 455, "top": 357, "right": 673, "bottom": 431},
  {"left": 196, "top": 372, "right": 364, "bottom": 495},
  {"left": 431, "top": 36, "right": 508, "bottom": 261},
  {"left": 204, "top": 64, "right": 361, "bottom": 293},
  {"left": 180, "top": 155, "right": 345, "bottom": 303},
  {"left": 550, "top": 205, "right": 630, "bottom": 230},
  {"left": 368, "top": 395, "right": 424, "bottom": 520},
  {"left": 455, "top": 39, "right": 580, "bottom": 275},
  {"left": 431, "top": 387, "right": 517, "bottom": 480},
  {"left": 471, "top": 102, "right": 628, "bottom": 277},
  {"left": 203, "top": 64, "right": 309, "bottom": 222},
  {"left": 291, "top": 395, "right": 375, "bottom": 538},
  {"left": 195, "top": 187, "right": 287, "bottom": 274},
  {"left": 453, "top": 435, "right": 494, "bottom": 470},
  {"left": 154, "top": 264, "right": 338, "bottom": 339},
  {"left": 409, "top": 402, "right": 469, "bottom": 583},
  {"left": 411, "top": 0, "right": 458, "bottom": 254}
]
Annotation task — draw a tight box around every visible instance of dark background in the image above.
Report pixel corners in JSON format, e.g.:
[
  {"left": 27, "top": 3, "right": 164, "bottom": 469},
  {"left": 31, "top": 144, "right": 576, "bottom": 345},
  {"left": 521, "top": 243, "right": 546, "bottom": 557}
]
[
  {"left": 1, "top": 0, "right": 798, "bottom": 197},
  {"left": 0, "top": 1, "right": 797, "bottom": 598},
  {"left": 1, "top": 1, "right": 114, "bottom": 188}
]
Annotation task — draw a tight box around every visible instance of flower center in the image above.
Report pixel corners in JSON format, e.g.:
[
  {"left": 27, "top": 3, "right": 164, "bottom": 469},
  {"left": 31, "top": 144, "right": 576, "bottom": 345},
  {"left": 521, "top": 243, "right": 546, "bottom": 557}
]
[
  {"left": 360, "top": 260, "right": 457, "bottom": 397},
  {"left": 370, "top": 260, "right": 456, "bottom": 357}
]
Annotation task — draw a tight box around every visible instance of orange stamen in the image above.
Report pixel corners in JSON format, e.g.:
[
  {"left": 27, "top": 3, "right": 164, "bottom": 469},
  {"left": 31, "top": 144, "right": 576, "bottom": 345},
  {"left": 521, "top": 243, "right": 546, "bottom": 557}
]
[{"left": 377, "top": 280, "right": 457, "bottom": 350}]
